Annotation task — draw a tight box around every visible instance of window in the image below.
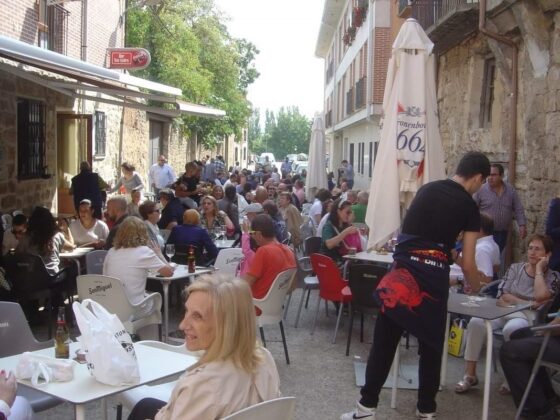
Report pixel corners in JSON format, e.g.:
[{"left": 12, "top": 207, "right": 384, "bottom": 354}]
[
  {"left": 360, "top": 142, "right": 365, "bottom": 175},
  {"left": 37, "top": 1, "right": 69, "bottom": 54},
  {"left": 480, "top": 57, "right": 496, "bottom": 128},
  {"left": 243, "top": 146, "right": 247, "bottom": 161},
  {"left": 94, "top": 111, "right": 106, "bottom": 156},
  {"left": 349, "top": 143, "right": 355, "bottom": 169},
  {"left": 17, "top": 98, "right": 47, "bottom": 180},
  {"left": 368, "top": 141, "right": 373, "bottom": 177}
]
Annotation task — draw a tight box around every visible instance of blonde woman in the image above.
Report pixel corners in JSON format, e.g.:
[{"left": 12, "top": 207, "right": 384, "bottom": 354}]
[
  {"left": 127, "top": 275, "right": 281, "bottom": 420},
  {"left": 103, "top": 217, "right": 173, "bottom": 305},
  {"left": 199, "top": 195, "right": 234, "bottom": 237}
]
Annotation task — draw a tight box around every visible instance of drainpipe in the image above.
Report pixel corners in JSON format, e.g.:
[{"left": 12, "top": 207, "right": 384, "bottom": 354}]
[
  {"left": 479, "top": 0, "right": 518, "bottom": 182},
  {"left": 365, "top": 0, "right": 374, "bottom": 123}
]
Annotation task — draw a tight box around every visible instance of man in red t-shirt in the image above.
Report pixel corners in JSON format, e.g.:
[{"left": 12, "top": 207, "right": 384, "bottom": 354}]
[{"left": 242, "top": 214, "right": 296, "bottom": 299}]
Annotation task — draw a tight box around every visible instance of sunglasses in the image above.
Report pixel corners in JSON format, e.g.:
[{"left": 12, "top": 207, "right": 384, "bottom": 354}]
[{"left": 248, "top": 230, "right": 260, "bottom": 236}]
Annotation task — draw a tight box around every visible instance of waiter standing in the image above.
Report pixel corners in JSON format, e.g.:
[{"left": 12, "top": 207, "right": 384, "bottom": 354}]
[{"left": 341, "top": 151, "right": 491, "bottom": 420}]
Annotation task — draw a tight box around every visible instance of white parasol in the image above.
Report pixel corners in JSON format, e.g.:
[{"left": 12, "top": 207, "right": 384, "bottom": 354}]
[
  {"left": 306, "top": 114, "right": 328, "bottom": 202},
  {"left": 365, "top": 18, "right": 446, "bottom": 250}
]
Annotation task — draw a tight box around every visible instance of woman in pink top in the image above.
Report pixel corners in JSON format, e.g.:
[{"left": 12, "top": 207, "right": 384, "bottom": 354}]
[{"left": 238, "top": 219, "right": 256, "bottom": 276}]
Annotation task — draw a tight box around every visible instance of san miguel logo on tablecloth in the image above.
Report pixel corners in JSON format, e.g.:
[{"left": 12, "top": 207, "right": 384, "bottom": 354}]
[{"left": 396, "top": 102, "right": 426, "bottom": 195}]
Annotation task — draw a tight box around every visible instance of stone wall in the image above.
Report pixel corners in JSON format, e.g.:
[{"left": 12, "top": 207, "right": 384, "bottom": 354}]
[{"left": 436, "top": 0, "right": 560, "bottom": 256}]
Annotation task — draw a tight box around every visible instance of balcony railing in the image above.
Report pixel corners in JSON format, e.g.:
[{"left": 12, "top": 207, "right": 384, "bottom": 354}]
[
  {"left": 346, "top": 87, "right": 354, "bottom": 116},
  {"left": 325, "top": 110, "right": 332, "bottom": 128},
  {"left": 412, "top": 0, "right": 479, "bottom": 53},
  {"left": 355, "top": 77, "right": 366, "bottom": 109},
  {"left": 47, "top": 4, "right": 69, "bottom": 54}
]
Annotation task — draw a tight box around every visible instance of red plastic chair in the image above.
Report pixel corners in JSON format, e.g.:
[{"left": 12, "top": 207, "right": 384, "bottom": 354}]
[{"left": 310, "top": 253, "right": 352, "bottom": 343}]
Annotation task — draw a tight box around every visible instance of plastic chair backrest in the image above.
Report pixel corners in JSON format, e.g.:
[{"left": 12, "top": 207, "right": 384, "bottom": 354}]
[
  {"left": 85, "top": 249, "right": 108, "bottom": 274},
  {"left": 301, "top": 203, "right": 312, "bottom": 216},
  {"left": 253, "top": 268, "right": 297, "bottom": 325},
  {"left": 214, "top": 248, "right": 244, "bottom": 276},
  {"left": 77, "top": 274, "right": 135, "bottom": 322},
  {"left": 160, "top": 229, "right": 171, "bottom": 242},
  {"left": 304, "top": 236, "right": 322, "bottom": 256},
  {"left": 347, "top": 264, "right": 387, "bottom": 312},
  {"left": 3, "top": 253, "right": 53, "bottom": 295},
  {"left": 0, "top": 302, "right": 50, "bottom": 357},
  {"left": 221, "top": 396, "right": 296, "bottom": 420},
  {"left": 310, "top": 253, "right": 347, "bottom": 301},
  {"left": 1, "top": 214, "right": 12, "bottom": 231}
]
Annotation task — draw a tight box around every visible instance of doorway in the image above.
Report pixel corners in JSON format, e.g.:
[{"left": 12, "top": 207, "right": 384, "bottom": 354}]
[{"left": 56, "top": 114, "right": 92, "bottom": 214}]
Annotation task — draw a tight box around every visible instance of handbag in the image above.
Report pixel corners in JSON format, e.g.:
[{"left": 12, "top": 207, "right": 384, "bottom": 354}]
[
  {"left": 15, "top": 353, "right": 75, "bottom": 387},
  {"left": 448, "top": 318, "right": 468, "bottom": 357},
  {"left": 72, "top": 299, "right": 140, "bottom": 386}
]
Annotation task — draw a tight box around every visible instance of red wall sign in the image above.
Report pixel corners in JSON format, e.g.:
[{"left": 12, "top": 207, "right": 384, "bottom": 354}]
[{"left": 107, "top": 48, "right": 151, "bottom": 70}]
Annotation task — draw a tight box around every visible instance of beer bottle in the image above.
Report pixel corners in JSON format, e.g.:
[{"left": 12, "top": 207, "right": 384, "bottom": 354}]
[
  {"left": 55, "top": 306, "right": 70, "bottom": 359},
  {"left": 187, "top": 245, "right": 196, "bottom": 273}
]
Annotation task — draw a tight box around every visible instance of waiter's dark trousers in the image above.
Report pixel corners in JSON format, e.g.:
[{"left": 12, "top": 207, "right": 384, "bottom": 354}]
[{"left": 359, "top": 312, "right": 443, "bottom": 413}]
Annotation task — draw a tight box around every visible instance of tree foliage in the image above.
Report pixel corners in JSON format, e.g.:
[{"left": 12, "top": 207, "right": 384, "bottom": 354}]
[
  {"left": 126, "top": 0, "right": 259, "bottom": 147},
  {"left": 261, "top": 107, "right": 311, "bottom": 160}
]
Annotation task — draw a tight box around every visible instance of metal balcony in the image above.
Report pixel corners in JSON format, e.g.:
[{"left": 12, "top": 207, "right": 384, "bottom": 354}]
[
  {"left": 412, "top": 0, "right": 480, "bottom": 53},
  {"left": 346, "top": 87, "right": 354, "bottom": 116}
]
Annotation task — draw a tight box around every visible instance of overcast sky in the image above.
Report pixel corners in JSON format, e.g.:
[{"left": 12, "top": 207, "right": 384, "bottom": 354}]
[{"left": 214, "top": 0, "right": 325, "bottom": 120}]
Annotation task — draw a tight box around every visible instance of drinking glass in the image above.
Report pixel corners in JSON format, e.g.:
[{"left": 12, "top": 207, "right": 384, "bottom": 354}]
[{"left": 165, "top": 244, "right": 175, "bottom": 261}]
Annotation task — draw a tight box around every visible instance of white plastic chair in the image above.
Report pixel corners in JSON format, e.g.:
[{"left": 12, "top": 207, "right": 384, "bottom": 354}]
[
  {"left": 221, "top": 396, "right": 296, "bottom": 420},
  {"left": 114, "top": 340, "right": 201, "bottom": 420},
  {"left": 1, "top": 213, "right": 12, "bottom": 231},
  {"left": 214, "top": 248, "right": 244, "bottom": 276},
  {"left": 160, "top": 229, "right": 171, "bottom": 242},
  {"left": 301, "top": 203, "right": 312, "bottom": 216},
  {"left": 76, "top": 274, "right": 162, "bottom": 339},
  {"left": 0, "top": 302, "right": 64, "bottom": 412},
  {"left": 254, "top": 268, "right": 296, "bottom": 365},
  {"left": 85, "top": 249, "right": 108, "bottom": 274}
]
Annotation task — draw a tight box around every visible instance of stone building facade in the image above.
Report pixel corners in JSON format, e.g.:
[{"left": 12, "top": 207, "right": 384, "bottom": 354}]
[
  {"left": 410, "top": 0, "right": 560, "bottom": 252},
  {"left": 0, "top": 0, "right": 223, "bottom": 216}
]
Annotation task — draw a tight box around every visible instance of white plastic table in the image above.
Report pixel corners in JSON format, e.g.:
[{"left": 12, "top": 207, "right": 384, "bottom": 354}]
[
  {"left": 443, "top": 293, "right": 532, "bottom": 420},
  {"left": 60, "top": 246, "right": 95, "bottom": 274},
  {"left": 214, "top": 239, "right": 235, "bottom": 249},
  {"left": 0, "top": 341, "right": 196, "bottom": 420},
  {"left": 147, "top": 265, "right": 213, "bottom": 342},
  {"left": 343, "top": 250, "right": 394, "bottom": 266}
]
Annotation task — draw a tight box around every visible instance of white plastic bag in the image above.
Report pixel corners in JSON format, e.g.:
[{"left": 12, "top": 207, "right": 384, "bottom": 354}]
[
  {"left": 72, "top": 299, "right": 140, "bottom": 386},
  {"left": 15, "top": 353, "right": 75, "bottom": 387}
]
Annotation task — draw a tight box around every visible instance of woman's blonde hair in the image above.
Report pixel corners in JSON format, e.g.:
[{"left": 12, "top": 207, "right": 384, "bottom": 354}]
[
  {"left": 201, "top": 195, "right": 218, "bottom": 218},
  {"left": 183, "top": 209, "right": 200, "bottom": 225},
  {"left": 186, "top": 274, "right": 262, "bottom": 373},
  {"left": 113, "top": 217, "right": 149, "bottom": 249}
]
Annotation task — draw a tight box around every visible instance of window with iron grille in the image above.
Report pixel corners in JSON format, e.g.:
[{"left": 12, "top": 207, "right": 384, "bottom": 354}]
[
  {"left": 17, "top": 98, "right": 47, "bottom": 180},
  {"left": 94, "top": 111, "right": 107, "bottom": 157},
  {"left": 480, "top": 57, "right": 496, "bottom": 128},
  {"left": 37, "top": 1, "right": 69, "bottom": 55}
]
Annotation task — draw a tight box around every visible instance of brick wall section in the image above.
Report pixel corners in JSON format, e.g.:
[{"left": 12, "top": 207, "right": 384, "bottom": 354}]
[
  {"left": 372, "top": 27, "right": 391, "bottom": 104},
  {"left": 0, "top": 0, "right": 124, "bottom": 65}
]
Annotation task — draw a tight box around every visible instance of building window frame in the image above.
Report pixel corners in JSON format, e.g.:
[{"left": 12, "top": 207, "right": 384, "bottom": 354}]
[
  {"left": 480, "top": 57, "right": 496, "bottom": 129},
  {"left": 37, "top": 0, "right": 69, "bottom": 55},
  {"left": 368, "top": 141, "right": 373, "bottom": 177},
  {"left": 94, "top": 111, "right": 107, "bottom": 157},
  {"left": 17, "top": 98, "right": 47, "bottom": 180}
]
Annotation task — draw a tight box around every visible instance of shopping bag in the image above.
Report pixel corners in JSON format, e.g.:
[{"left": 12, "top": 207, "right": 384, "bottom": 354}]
[
  {"left": 72, "top": 299, "right": 140, "bottom": 386},
  {"left": 448, "top": 318, "right": 467, "bottom": 357},
  {"left": 15, "top": 353, "right": 75, "bottom": 387}
]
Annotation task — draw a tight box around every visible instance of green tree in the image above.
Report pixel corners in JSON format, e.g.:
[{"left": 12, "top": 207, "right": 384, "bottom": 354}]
[
  {"left": 126, "top": 0, "right": 259, "bottom": 147},
  {"left": 263, "top": 107, "right": 311, "bottom": 159},
  {"left": 248, "top": 108, "right": 264, "bottom": 155}
]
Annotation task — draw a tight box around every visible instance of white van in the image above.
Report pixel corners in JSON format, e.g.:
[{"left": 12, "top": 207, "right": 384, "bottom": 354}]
[{"left": 258, "top": 153, "right": 276, "bottom": 165}]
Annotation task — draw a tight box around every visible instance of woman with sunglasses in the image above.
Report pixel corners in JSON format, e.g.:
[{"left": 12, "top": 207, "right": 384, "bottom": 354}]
[
  {"left": 320, "top": 198, "right": 362, "bottom": 264},
  {"left": 199, "top": 196, "right": 234, "bottom": 238}
]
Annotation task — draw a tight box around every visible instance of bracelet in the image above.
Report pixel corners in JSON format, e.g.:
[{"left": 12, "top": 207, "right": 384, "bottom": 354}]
[{"left": 536, "top": 272, "right": 544, "bottom": 277}]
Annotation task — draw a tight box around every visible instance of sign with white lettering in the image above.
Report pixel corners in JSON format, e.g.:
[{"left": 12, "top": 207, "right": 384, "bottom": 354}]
[{"left": 107, "top": 48, "right": 151, "bottom": 70}]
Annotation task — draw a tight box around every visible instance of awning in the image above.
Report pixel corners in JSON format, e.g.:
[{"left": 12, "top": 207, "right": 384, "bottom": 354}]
[{"left": 0, "top": 35, "right": 225, "bottom": 119}]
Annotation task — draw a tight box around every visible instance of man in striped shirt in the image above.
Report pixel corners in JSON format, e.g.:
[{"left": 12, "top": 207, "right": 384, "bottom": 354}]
[{"left": 473, "top": 163, "right": 527, "bottom": 251}]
